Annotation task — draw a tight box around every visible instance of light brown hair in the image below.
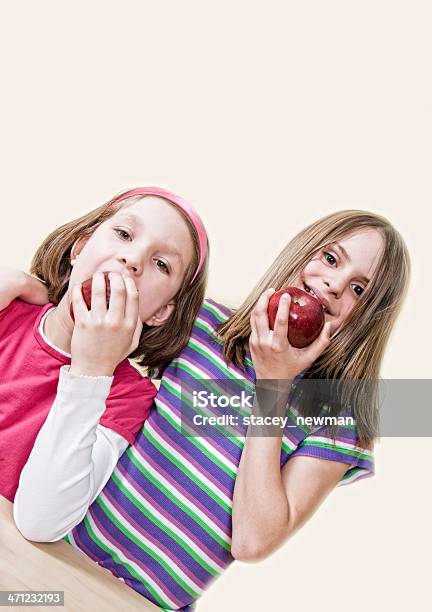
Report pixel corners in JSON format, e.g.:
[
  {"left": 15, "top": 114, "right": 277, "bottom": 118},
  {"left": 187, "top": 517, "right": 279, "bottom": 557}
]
[
  {"left": 218, "top": 210, "right": 411, "bottom": 447},
  {"left": 30, "top": 192, "right": 209, "bottom": 372}
]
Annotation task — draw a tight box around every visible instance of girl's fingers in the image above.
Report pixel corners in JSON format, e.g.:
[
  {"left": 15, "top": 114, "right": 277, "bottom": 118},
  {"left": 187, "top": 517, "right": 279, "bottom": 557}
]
[
  {"left": 131, "top": 316, "right": 144, "bottom": 351},
  {"left": 91, "top": 271, "right": 109, "bottom": 314},
  {"left": 107, "top": 272, "right": 127, "bottom": 317},
  {"left": 252, "top": 288, "right": 275, "bottom": 341},
  {"left": 123, "top": 276, "right": 140, "bottom": 324},
  {"left": 272, "top": 293, "right": 290, "bottom": 345},
  {"left": 320, "top": 321, "right": 333, "bottom": 346},
  {"left": 71, "top": 282, "right": 88, "bottom": 320},
  {"left": 306, "top": 321, "right": 333, "bottom": 362}
]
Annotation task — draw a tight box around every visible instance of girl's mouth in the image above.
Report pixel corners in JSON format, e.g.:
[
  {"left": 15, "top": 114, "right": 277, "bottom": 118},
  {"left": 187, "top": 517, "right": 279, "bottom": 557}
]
[{"left": 303, "top": 283, "right": 331, "bottom": 314}]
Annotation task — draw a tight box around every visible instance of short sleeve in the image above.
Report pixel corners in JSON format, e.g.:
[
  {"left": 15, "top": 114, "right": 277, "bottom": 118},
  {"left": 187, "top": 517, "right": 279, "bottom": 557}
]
[
  {"left": 290, "top": 415, "right": 375, "bottom": 486},
  {"left": 100, "top": 371, "right": 157, "bottom": 445}
]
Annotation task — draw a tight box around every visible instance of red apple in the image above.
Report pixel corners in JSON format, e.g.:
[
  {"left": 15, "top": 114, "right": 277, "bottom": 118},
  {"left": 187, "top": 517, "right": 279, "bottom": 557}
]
[
  {"left": 70, "top": 272, "right": 111, "bottom": 321},
  {"left": 267, "top": 287, "right": 325, "bottom": 348}
]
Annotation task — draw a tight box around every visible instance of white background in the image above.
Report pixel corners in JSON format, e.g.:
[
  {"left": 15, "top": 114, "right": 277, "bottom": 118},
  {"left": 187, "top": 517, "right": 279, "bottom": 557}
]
[{"left": 1, "top": 2, "right": 430, "bottom": 610}]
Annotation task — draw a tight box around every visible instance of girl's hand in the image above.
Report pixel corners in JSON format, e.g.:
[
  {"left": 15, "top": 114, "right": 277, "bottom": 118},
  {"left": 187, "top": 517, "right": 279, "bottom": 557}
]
[
  {"left": 249, "top": 288, "right": 332, "bottom": 380},
  {"left": 69, "top": 271, "right": 143, "bottom": 377},
  {"left": 0, "top": 268, "right": 49, "bottom": 311}
]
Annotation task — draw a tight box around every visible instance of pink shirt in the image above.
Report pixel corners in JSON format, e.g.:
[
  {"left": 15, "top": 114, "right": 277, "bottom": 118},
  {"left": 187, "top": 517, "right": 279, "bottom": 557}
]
[{"left": 0, "top": 299, "right": 157, "bottom": 501}]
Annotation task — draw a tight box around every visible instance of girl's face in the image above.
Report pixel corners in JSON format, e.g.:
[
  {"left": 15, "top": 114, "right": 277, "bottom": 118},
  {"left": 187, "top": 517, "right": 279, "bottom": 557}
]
[
  {"left": 293, "top": 229, "right": 385, "bottom": 336},
  {"left": 69, "top": 197, "right": 194, "bottom": 325}
]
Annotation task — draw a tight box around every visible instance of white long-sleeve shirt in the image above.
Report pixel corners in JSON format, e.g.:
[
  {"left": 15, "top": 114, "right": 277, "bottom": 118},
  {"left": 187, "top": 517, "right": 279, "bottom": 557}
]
[{"left": 13, "top": 311, "right": 131, "bottom": 542}]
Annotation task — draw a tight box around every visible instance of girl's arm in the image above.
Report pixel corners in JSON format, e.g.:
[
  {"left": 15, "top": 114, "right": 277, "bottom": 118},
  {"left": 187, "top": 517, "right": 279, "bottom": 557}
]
[
  {"left": 13, "top": 365, "right": 129, "bottom": 542},
  {"left": 0, "top": 268, "right": 49, "bottom": 310},
  {"left": 14, "top": 273, "right": 148, "bottom": 542},
  {"left": 232, "top": 427, "right": 349, "bottom": 561},
  {"left": 231, "top": 289, "right": 339, "bottom": 561}
]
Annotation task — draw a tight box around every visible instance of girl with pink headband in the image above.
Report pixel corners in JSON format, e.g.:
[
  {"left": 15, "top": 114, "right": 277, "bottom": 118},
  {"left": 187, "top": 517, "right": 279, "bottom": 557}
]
[{"left": 0, "top": 187, "right": 209, "bottom": 531}]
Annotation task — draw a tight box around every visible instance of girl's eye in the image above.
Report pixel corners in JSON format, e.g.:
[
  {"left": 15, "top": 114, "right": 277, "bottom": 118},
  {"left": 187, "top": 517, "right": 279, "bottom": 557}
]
[
  {"left": 115, "top": 229, "right": 132, "bottom": 241},
  {"left": 155, "top": 259, "right": 169, "bottom": 274},
  {"left": 353, "top": 284, "right": 364, "bottom": 297},
  {"left": 323, "top": 251, "right": 337, "bottom": 266}
]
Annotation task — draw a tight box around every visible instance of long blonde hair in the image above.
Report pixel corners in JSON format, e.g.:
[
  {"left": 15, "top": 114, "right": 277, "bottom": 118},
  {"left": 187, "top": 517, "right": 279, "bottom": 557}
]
[
  {"left": 219, "top": 210, "right": 411, "bottom": 447},
  {"left": 31, "top": 192, "right": 209, "bottom": 371}
]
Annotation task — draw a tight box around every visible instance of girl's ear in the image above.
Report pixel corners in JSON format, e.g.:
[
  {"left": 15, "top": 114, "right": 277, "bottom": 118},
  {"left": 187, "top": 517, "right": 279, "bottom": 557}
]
[
  {"left": 70, "top": 236, "right": 89, "bottom": 266},
  {"left": 145, "top": 302, "right": 175, "bottom": 327}
]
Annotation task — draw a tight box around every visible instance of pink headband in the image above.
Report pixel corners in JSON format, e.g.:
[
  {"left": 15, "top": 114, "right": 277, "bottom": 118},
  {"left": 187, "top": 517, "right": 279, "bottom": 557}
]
[{"left": 108, "top": 187, "right": 208, "bottom": 283}]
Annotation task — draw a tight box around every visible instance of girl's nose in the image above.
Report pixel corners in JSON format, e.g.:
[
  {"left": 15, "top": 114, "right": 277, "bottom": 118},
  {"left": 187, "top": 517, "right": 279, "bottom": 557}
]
[
  {"left": 323, "top": 280, "right": 336, "bottom": 294},
  {"left": 324, "top": 274, "right": 348, "bottom": 297},
  {"left": 118, "top": 254, "right": 142, "bottom": 276}
]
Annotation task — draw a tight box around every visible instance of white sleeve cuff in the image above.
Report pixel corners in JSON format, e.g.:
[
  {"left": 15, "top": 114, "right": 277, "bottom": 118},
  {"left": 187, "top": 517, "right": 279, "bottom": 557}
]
[{"left": 58, "top": 364, "right": 113, "bottom": 397}]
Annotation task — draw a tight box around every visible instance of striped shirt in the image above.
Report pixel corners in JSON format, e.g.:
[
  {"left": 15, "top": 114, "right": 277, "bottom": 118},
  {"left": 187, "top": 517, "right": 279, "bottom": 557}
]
[{"left": 66, "top": 299, "right": 374, "bottom": 611}]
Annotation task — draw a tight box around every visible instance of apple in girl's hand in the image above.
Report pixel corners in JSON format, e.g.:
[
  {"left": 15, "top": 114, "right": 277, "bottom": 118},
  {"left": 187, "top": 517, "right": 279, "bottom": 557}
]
[
  {"left": 69, "top": 272, "right": 111, "bottom": 322},
  {"left": 267, "top": 287, "right": 325, "bottom": 348}
]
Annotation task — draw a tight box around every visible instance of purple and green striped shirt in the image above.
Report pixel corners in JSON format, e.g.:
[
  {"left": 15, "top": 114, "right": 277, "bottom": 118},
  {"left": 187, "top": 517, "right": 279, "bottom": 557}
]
[{"left": 66, "top": 299, "right": 374, "bottom": 610}]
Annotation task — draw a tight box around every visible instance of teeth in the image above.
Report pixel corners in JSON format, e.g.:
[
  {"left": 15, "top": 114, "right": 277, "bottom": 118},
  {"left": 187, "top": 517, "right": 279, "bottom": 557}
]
[
  {"left": 304, "top": 284, "right": 329, "bottom": 313},
  {"left": 304, "top": 283, "right": 315, "bottom": 297}
]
